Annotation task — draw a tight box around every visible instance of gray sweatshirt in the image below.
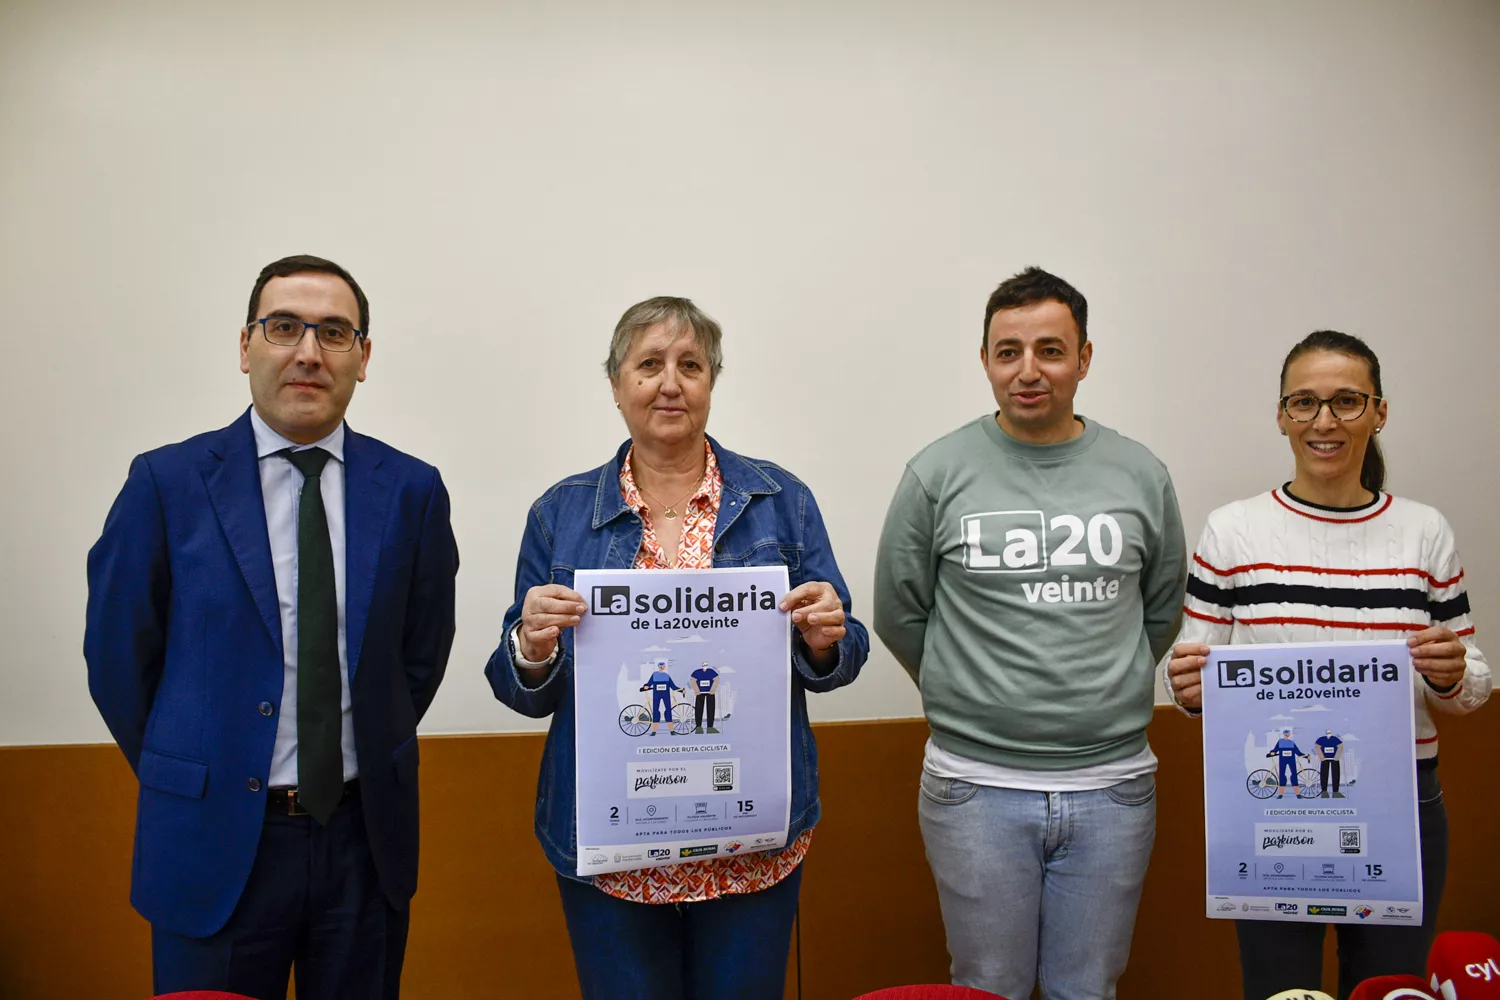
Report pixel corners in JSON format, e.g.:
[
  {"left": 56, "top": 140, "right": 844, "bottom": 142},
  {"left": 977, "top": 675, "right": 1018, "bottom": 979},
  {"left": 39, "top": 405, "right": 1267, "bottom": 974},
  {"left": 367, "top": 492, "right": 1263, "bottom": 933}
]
[{"left": 874, "top": 415, "right": 1186, "bottom": 770}]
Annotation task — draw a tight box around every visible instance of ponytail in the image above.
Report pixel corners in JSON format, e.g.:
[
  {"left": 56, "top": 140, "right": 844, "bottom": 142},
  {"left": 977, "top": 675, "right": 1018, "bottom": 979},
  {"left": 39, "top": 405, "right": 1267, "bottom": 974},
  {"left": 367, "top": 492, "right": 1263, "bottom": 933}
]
[{"left": 1360, "top": 436, "right": 1386, "bottom": 494}]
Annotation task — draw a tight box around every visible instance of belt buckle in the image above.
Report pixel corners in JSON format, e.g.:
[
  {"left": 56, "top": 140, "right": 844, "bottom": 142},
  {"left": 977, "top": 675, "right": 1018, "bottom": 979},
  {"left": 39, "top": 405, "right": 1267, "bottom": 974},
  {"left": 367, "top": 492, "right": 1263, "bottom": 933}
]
[{"left": 284, "top": 787, "right": 309, "bottom": 817}]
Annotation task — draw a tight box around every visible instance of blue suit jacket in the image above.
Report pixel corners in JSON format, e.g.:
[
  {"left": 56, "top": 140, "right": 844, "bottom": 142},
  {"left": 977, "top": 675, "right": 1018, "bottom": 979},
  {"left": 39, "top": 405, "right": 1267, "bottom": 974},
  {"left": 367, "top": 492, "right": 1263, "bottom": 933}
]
[{"left": 85, "top": 409, "right": 458, "bottom": 938}]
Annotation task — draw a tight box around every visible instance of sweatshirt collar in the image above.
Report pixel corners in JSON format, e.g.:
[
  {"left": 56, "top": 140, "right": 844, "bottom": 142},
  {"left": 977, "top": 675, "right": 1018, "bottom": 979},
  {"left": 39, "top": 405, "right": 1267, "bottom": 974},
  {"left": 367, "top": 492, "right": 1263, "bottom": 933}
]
[{"left": 979, "top": 412, "right": 1100, "bottom": 462}]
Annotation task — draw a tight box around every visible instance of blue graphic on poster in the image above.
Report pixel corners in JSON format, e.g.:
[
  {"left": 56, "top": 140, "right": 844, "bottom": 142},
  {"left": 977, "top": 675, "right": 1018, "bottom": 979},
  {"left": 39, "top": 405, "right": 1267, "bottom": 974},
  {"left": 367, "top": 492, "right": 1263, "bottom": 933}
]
[
  {"left": 1202, "top": 641, "right": 1422, "bottom": 925},
  {"left": 573, "top": 566, "right": 791, "bottom": 876}
]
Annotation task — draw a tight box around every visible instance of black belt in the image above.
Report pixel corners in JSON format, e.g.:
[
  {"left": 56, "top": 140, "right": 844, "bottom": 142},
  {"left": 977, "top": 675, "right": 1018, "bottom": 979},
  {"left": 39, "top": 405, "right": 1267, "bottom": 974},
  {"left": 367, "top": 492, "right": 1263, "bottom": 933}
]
[{"left": 266, "top": 779, "right": 359, "bottom": 816}]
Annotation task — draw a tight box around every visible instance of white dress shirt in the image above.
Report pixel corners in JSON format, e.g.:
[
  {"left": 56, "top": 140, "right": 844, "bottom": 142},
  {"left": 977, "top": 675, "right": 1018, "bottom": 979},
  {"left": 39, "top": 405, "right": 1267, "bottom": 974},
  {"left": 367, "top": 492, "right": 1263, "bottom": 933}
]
[{"left": 251, "top": 408, "right": 359, "bottom": 787}]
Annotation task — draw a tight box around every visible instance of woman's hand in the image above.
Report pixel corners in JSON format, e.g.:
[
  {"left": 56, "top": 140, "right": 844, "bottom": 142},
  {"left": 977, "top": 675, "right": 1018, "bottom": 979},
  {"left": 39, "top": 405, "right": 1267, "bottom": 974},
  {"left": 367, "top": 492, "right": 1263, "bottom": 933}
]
[
  {"left": 1409, "top": 625, "right": 1468, "bottom": 690},
  {"left": 781, "top": 581, "right": 847, "bottom": 660},
  {"left": 518, "top": 584, "right": 587, "bottom": 663},
  {"left": 1166, "top": 642, "right": 1211, "bottom": 710}
]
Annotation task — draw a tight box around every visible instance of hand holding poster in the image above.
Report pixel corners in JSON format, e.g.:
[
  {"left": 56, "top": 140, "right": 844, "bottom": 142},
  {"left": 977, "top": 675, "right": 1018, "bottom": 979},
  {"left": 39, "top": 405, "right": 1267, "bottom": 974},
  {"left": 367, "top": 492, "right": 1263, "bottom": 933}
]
[
  {"left": 573, "top": 566, "right": 791, "bottom": 877},
  {"left": 1203, "top": 640, "right": 1422, "bottom": 925}
]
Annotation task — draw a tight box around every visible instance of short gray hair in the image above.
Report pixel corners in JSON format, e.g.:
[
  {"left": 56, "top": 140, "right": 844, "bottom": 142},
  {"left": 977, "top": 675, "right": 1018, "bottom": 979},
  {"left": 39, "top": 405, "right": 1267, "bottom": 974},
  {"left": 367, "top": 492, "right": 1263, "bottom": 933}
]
[{"left": 604, "top": 296, "right": 724, "bottom": 386}]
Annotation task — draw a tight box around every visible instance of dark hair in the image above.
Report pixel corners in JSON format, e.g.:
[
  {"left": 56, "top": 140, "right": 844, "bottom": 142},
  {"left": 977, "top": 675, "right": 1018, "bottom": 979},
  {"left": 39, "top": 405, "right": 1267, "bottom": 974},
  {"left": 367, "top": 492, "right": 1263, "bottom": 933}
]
[
  {"left": 246, "top": 255, "right": 370, "bottom": 335},
  {"left": 1279, "top": 330, "right": 1386, "bottom": 493},
  {"left": 982, "top": 266, "right": 1088, "bottom": 352}
]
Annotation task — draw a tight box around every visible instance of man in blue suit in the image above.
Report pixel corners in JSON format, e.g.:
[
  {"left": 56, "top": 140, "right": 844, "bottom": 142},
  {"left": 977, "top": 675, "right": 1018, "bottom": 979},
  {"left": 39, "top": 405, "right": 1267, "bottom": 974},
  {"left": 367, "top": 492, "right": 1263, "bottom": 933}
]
[{"left": 85, "top": 255, "right": 458, "bottom": 999}]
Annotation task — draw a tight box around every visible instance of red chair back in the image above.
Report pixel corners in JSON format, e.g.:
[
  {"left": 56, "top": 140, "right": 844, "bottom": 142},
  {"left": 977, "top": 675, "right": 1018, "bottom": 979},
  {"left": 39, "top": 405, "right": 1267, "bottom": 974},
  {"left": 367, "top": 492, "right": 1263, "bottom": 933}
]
[{"left": 854, "top": 987, "right": 1008, "bottom": 1000}]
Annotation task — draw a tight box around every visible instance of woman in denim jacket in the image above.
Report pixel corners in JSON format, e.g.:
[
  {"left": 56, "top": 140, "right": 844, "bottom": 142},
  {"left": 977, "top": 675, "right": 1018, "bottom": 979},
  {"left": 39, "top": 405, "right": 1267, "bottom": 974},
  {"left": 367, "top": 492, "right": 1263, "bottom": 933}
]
[{"left": 486, "top": 296, "right": 869, "bottom": 1000}]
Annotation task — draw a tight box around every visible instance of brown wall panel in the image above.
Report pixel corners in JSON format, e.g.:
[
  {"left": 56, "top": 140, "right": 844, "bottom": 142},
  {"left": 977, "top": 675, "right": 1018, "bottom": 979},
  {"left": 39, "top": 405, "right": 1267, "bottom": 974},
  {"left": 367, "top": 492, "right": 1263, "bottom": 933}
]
[
  {"left": 1, "top": 709, "right": 1494, "bottom": 999},
  {"left": 796, "top": 719, "right": 946, "bottom": 998},
  {"left": 0, "top": 744, "right": 151, "bottom": 997}
]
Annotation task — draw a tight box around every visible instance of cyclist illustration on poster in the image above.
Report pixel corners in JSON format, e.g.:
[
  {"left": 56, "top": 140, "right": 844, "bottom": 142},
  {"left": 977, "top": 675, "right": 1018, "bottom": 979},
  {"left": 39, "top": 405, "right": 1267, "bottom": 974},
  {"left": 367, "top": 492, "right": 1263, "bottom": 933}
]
[
  {"left": 690, "top": 662, "right": 721, "bottom": 734},
  {"left": 1315, "top": 730, "right": 1345, "bottom": 798},
  {"left": 1267, "top": 729, "right": 1312, "bottom": 798},
  {"left": 639, "top": 662, "right": 684, "bottom": 737}
]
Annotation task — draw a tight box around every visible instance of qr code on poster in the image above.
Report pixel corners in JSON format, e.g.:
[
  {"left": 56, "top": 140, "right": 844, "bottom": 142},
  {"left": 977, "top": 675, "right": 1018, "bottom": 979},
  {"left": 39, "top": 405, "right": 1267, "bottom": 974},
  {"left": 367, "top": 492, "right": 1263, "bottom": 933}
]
[
  {"left": 712, "top": 762, "right": 735, "bottom": 791},
  {"left": 1339, "top": 827, "right": 1362, "bottom": 854}
]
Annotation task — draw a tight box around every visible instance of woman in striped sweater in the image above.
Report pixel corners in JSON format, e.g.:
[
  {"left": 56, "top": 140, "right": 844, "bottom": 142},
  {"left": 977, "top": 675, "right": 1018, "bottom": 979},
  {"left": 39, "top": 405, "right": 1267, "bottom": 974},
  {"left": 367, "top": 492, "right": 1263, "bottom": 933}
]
[{"left": 1165, "top": 330, "right": 1490, "bottom": 999}]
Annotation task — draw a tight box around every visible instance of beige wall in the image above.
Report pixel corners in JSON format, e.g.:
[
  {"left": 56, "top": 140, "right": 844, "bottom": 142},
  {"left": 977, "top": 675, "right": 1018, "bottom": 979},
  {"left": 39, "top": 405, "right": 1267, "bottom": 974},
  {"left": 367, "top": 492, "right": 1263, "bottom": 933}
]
[{"left": 1, "top": 1, "right": 1498, "bottom": 746}]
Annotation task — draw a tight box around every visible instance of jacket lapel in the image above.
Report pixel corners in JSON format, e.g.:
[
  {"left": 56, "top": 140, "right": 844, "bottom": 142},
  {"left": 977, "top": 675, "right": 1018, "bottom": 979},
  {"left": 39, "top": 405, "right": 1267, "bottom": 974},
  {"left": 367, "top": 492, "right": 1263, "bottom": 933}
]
[
  {"left": 203, "top": 411, "right": 282, "bottom": 656},
  {"left": 342, "top": 426, "right": 391, "bottom": 679},
  {"left": 707, "top": 435, "right": 780, "bottom": 543}
]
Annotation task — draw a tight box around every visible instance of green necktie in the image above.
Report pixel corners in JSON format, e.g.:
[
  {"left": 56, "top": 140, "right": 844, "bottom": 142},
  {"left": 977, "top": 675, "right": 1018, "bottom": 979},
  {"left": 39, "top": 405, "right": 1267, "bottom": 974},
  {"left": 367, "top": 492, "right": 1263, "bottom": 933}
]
[{"left": 284, "top": 447, "right": 341, "bottom": 825}]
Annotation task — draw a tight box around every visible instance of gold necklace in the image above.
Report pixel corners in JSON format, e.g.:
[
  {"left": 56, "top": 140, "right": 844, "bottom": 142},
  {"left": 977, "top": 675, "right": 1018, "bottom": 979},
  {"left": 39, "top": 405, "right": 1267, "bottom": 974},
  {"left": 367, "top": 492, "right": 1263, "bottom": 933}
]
[{"left": 638, "top": 482, "right": 700, "bottom": 519}]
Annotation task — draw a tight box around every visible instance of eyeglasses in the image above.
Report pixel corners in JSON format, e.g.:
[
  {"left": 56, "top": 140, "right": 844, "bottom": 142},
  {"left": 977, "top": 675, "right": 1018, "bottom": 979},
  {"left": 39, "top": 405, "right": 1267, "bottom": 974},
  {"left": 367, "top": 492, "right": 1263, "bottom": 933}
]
[
  {"left": 250, "top": 316, "right": 365, "bottom": 353},
  {"left": 1279, "top": 390, "right": 1381, "bottom": 422}
]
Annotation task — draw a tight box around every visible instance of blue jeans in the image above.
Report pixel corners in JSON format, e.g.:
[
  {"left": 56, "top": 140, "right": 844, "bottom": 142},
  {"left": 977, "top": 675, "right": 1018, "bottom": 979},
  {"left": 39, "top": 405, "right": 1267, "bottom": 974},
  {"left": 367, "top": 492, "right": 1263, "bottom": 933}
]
[
  {"left": 1235, "top": 762, "right": 1449, "bottom": 1000},
  {"left": 555, "top": 865, "right": 801, "bottom": 1000},
  {"left": 918, "top": 770, "right": 1157, "bottom": 1000}
]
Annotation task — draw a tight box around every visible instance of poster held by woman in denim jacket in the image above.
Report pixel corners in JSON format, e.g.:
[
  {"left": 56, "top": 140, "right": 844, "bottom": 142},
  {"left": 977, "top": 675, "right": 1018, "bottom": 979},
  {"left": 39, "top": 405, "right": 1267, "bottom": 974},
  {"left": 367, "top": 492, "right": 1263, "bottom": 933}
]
[{"left": 572, "top": 564, "right": 793, "bottom": 876}]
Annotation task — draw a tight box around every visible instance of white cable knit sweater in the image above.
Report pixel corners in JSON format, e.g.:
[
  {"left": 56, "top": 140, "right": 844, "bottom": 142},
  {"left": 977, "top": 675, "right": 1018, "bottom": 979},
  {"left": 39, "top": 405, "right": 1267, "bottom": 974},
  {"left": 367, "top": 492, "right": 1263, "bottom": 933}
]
[{"left": 1167, "top": 486, "right": 1491, "bottom": 758}]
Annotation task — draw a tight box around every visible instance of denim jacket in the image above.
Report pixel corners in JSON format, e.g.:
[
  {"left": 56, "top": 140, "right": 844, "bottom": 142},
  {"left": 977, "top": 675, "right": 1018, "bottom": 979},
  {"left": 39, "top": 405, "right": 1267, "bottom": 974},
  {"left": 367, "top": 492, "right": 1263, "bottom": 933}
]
[{"left": 485, "top": 437, "right": 869, "bottom": 878}]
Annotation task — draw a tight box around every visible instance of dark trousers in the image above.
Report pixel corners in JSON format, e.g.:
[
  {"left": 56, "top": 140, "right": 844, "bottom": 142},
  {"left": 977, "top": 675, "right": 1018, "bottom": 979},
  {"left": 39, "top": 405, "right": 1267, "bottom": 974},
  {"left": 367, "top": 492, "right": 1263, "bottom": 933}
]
[
  {"left": 1237, "top": 762, "right": 1448, "bottom": 1000},
  {"left": 1321, "top": 759, "right": 1342, "bottom": 795},
  {"left": 152, "top": 792, "right": 408, "bottom": 1000},
  {"left": 556, "top": 863, "right": 801, "bottom": 1000},
  {"left": 694, "top": 693, "right": 717, "bottom": 729}
]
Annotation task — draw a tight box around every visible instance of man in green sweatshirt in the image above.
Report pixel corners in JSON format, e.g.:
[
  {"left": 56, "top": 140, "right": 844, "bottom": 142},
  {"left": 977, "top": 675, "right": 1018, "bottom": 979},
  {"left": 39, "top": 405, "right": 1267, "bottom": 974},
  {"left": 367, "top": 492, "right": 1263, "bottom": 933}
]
[{"left": 874, "top": 267, "right": 1186, "bottom": 1000}]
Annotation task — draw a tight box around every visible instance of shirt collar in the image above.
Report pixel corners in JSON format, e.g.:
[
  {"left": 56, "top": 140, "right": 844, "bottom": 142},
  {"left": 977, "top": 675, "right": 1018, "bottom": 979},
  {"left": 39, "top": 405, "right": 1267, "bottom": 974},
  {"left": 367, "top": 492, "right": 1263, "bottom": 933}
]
[
  {"left": 619, "top": 440, "right": 721, "bottom": 515},
  {"left": 250, "top": 407, "right": 345, "bottom": 463},
  {"left": 592, "top": 435, "right": 776, "bottom": 530}
]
